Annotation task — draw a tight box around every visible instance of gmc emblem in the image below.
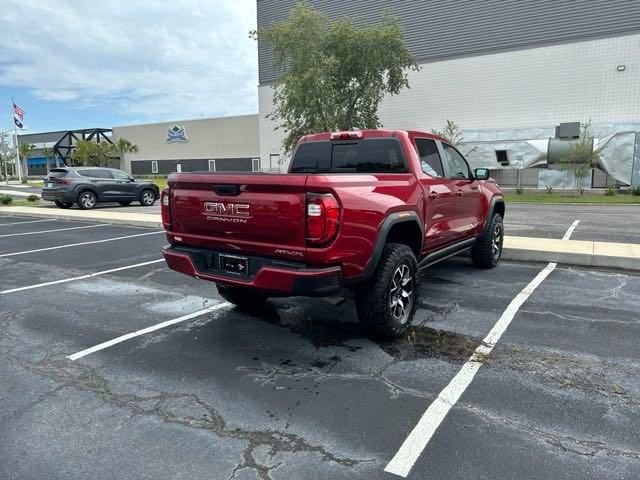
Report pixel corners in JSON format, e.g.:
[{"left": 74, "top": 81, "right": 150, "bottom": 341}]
[{"left": 203, "top": 202, "right": 251, "bottom": 217}]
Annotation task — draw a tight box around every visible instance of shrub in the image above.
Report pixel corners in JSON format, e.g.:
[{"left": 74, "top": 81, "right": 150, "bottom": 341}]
[
  {"left": 605, "top": 185, "right": 617, "bottom": 196},
  {"left": 631, "top": 186, "right": 640, "bottom": 196},
  {"left": 0, "top": 195, "right": 12, "bottom": 205},
  {"left": 515, "top": 186, "right": 524, "bottom": 195},
  {"left": 26, "top": 194, "right": 39, "bottom": 202},
  {"left": 545, "top": 185, "right": 554, "bottom": 194}
]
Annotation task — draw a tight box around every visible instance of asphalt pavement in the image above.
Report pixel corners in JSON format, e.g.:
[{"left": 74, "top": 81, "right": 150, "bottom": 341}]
[
  {"left": 1, "top": 213, "right": 639, "bottom": 479},
  {"left": 505, "top": 203, "right": 640, "bottom": 244}
]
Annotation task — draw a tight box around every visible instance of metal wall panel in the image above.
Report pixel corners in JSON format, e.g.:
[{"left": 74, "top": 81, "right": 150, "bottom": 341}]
[{"left": 257, "top": 0, "right": 640, "bottom": 84}]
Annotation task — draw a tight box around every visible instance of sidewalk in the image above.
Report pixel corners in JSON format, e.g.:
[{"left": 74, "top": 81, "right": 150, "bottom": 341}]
[
  {"left": 1, "top": 206, "right": 639, "bottom": 271},
  {"left": 0, "top": 206, "right": 162, "bottom": 228}
]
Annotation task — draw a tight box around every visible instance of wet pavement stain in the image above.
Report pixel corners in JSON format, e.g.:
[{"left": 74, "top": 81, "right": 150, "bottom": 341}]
[{"left": 379, "top": 326, "right": 480, "bottom": 363}]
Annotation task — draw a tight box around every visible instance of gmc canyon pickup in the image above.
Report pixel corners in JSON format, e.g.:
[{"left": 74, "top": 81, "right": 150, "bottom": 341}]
[{"left": 161, "top": 129, "right": 504, "bottom": 338}]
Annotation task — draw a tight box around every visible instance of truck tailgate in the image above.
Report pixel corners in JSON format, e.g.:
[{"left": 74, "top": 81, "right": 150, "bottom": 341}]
[{"left": 169, "top": 173, "right": 308, "bottom": 257}]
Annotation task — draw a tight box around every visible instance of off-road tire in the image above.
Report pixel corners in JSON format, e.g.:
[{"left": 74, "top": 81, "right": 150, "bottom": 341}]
[
  {"left": 77, "top": 190, "right": 97, "bottom": 210},
  {"left": 471, "top": 213, "right": 503, "bottom": 268},
  {"left": 355, "top": 243, "right": 419, "bottom": 339},
  {"left": 217, "top": 284, "right": 268, "bottom": 307},
  {"left": 118, "top": 201, "right": 132, "bottom": 206},
  {"left": 54, "top": 200, "right": 73, "bottom": 209}
]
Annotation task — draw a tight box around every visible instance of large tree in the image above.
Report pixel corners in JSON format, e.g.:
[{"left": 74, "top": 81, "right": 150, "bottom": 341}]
[
  {"left": 256, "top": 3, "right": 419, "bottom": 153},
  {"left": 70, "top": 140, "right": 114, "bottom": 167},
  {"left": 0, "top": 132, "right": 16, "bottom": 180}
]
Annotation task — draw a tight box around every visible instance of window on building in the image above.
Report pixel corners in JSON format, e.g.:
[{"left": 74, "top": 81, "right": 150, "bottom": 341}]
[
  {"left": 495, "top": 150, "right": 509, "bottom": 166},
  {"left": 441, "top": 143, "right": 471, "bottom": 179},
  {"left": 151, "top": 161, "right": 158, "bottom": 174},
  {"left": 415, "top": 138, "right": 444, "bottom": 177},
  {"left": 269, "top": 154, "right": 279, "bottom": 171},
  {"left": 252, "top": 158, "right": 260, "bottom": 172},
  {"left": 208, "top": 159, "right": 216, "bottom": 172}
]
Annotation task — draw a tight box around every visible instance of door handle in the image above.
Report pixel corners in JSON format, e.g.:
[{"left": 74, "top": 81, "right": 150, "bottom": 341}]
[
  {"left": 456, "top": 190, "right": 464, "bottom": 196},
  {"left": 427, "top": 192, "right": 438, "bottom": 199}
]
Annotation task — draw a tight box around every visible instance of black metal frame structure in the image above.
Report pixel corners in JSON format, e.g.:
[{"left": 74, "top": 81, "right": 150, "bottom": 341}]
[{"left": 53, "top": 128, "right": 113, "bottom": 166}]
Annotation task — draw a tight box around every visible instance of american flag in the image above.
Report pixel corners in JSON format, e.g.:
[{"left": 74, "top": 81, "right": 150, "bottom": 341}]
[{"left": 13, "top": 102, "right": 24, "bottom": 121}]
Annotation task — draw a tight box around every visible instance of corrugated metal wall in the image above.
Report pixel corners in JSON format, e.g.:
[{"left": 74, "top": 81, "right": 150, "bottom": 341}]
[{"left": 257, "top": 0, "right": 640, "bottom": 84}]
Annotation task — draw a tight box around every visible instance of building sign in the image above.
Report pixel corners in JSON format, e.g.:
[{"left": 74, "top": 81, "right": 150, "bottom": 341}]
[{"left": 167, "top": 125, "right": 188, "bottom": 143}]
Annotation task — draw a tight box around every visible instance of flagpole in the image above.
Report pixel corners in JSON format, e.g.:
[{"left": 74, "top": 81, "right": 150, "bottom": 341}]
[{"left": 11, "top": 97, "right": 22, "bottom": 183}]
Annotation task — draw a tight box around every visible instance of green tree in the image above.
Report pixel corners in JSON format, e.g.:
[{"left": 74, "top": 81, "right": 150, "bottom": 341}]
[
  {"left": 432, "top": 120, "right": 463, "bottom": 145},
  {"left": 19, "top": 142, "right": 35, "bottom": 178},
  {"left": 111, "top": 138, "right": 139, "bottom": 168},
  {"left": 42, "top": 147, "right": 58, "bottom": 171},
  {"left": 558, "top": 121, "right": 600, "bottom": 196},
  {"left": 255, "top": 2, "right": 419, "bottom": 153},
  {"left": 70, "top": 140, "right": 114, "bottom": 167},
  {"left": 0, "top": 132, "right": 16, "bottom": 180}
]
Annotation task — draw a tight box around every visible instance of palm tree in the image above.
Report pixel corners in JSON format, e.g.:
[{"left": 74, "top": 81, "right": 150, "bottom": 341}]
[
  {"left": 42, "top": 147, "right": 58, "bottom": 172},
  {"left": 111, "top": 138, "right": 139, "bottom": 169},
  {"left": 19, "top": 143, "right": 35, "bottom": 179}
]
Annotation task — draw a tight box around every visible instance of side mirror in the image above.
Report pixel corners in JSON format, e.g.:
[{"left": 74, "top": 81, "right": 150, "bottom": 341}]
[
  {"left": 474, "top": 168, "right": 490, "bottom": 180},
  {"left": 129, "top": 177, "right": 136, "bottom": 182}
]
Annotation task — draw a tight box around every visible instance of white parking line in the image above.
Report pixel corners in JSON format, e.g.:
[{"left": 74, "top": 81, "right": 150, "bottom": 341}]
[
  {"left": 67, "top": 302, "right": 231, "bottom": 361},
  {"left": 0, "top": 223, "right": 109, "bottom": 238},
  {"left": 384, "top": 262, "right": 557, "bottom": 477},
  {"left": 0, "top": 219, "right": 58, "bottom": 227},
  {"left": 562, "top": 219, "right": 580, "bottom": 240},
  {"left": 0, "top": 259, "right": 165, "bottom": 295},
  {"left": 0, "top": 230, "right": 163, "bottom": 258},
  {"left": 385, "top": 220, "right": 580, "bottom": 477}
]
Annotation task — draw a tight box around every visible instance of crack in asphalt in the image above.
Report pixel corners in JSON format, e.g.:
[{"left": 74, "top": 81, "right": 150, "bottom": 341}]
[
  {"left": 1, "top": 337, "right": 372, "bottom": 480},
  {"left": 466, "top": 404, "right": 640, "bottom": 460},
  {"left": 486, "top": 346, "right": 640, "bottom": 407}
]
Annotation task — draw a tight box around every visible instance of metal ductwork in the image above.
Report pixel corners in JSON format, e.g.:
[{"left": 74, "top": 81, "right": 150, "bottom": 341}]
[{"left": 460, "top": 131, "right": 640, "bottom": 186}]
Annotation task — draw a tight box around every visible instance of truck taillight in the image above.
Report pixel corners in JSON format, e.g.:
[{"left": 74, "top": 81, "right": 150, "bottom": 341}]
[
  {"left": 161, "top": 188, "right": 171, "bottom": 230},
  {"left": 306, "top": 193, "right": 340, "bottom": 246}
]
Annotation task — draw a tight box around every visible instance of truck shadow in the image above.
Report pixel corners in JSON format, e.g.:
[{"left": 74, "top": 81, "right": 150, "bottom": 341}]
[{"left": 228, "top": 298, "right": 480, "bottom": 363}]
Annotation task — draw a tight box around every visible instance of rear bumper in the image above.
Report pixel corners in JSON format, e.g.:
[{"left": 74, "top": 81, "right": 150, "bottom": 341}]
[
  {"left": 162, "top": 245, "right": 342, "bottom": 297},
  {"left": 41, "top": 189, "right": 75, "bottom": 202}
]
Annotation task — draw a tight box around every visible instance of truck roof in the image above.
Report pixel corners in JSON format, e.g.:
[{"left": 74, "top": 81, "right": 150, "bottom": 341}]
[{"left": 299, "top": 129, "right": 449, "bottom": 144}]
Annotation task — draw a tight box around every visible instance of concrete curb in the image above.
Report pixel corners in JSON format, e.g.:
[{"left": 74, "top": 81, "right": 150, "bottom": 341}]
[
  {"left": 503, "top": 237, "right": 640, "bottom": 272},
  {"left": 0, "top": 207, "right": 162, "bottom": 229},
  {"left": 2, "top": 206, "right": 640, "bottom": 272}
]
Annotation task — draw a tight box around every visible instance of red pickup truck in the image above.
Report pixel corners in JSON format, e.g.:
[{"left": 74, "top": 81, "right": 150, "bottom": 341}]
[{"left": 161, "top": 129, "right": 504, "bottom": 338}]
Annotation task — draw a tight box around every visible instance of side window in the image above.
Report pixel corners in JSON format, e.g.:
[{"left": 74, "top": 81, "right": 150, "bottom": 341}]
[
  {"left": 415, "top": 138, "right": 444, "bottom": 178},
  {"left": 442, "top": 143, "right": 471, "bottom": 179},
  {"left": 96, "top": 169, "right": 113, "bottom": 179},
  {"left": 112, "top": 170, "right": 130, "bottom": 180}
]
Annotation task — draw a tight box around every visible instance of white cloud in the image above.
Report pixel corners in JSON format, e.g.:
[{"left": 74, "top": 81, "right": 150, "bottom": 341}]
[{"left": 0, "top": 0, "right": 258, "bottom": 123}]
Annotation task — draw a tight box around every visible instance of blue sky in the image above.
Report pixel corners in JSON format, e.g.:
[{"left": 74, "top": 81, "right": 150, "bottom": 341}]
[{"left": 0, "top": 0, "right": 258, "bottom": 134}]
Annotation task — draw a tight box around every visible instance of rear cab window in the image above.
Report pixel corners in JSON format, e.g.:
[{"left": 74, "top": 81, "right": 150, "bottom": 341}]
[{"left": 290, "top": 138, "right": 407, "bottom": 173}]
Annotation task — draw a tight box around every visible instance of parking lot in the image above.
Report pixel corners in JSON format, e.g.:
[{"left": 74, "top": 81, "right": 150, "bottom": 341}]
[{"left": 1, "top": 213, "right": 639, "bottom": 480}]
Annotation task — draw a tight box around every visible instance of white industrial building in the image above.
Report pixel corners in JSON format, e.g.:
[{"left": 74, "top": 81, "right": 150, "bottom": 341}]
[{"left": 257, "top": 0, "right": 640, "bottom": 187}]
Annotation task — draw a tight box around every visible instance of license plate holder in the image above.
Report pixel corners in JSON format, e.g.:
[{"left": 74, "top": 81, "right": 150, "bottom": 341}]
[{"left": 219, "top": 254, "right": 249, "bottom": 275}]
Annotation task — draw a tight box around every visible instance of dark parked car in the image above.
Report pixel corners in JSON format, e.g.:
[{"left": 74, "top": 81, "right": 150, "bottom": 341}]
[{"left": 41, "top": 167, "right": 160, "bottom": 210}]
